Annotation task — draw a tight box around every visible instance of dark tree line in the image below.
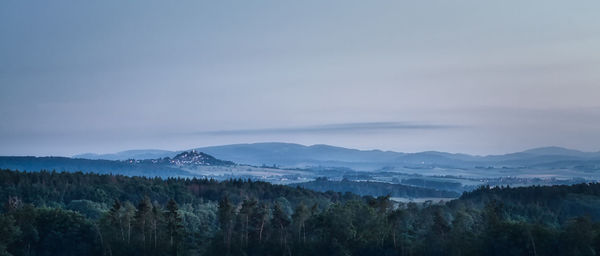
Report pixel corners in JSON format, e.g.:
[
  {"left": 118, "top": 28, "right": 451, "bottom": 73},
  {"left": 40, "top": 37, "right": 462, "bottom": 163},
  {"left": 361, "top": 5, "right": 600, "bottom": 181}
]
[
  {"left": 294, "top": 178, "right": 460, "bottom": 198},
  {"left": 1, "top": 196, "right": 184, "bottom": 256},
  {"left": 0, "top": 169, "right": 355, "bottom": 255},
  {"left": 3, "top": 169, "right": 600, "bottom": 255},
  {"left": 207, "top": 193, "right": 600, "bottom": 256}
]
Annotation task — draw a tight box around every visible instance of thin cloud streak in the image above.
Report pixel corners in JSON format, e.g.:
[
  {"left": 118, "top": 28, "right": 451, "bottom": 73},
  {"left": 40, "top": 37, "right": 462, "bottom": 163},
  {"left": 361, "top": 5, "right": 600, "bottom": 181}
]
[{"left": 197, "top": 122, "right": 457, "bottom": 136}]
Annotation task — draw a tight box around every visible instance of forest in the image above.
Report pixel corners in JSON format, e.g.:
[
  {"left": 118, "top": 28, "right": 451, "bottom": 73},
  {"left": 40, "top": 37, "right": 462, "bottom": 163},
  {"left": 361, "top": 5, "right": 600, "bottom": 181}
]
[
  {"left": 294, "top": 177, "right": 459, "bottom": 198},
  {"left": 2, "top": 169, "right": 600, "bottom": 256}
]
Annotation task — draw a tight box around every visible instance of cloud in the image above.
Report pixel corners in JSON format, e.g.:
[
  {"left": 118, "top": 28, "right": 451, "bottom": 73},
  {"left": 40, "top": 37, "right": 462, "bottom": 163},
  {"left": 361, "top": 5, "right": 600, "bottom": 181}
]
[{"left": 197, "top": 122, "right": 455, "bottom": 135}]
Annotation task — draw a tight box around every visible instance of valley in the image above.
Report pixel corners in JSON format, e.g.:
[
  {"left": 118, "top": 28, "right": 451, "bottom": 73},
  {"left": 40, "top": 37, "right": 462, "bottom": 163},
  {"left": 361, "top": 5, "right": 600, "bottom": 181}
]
[{"left": 3, "top": 143, "right": 599, "bottom": 202}]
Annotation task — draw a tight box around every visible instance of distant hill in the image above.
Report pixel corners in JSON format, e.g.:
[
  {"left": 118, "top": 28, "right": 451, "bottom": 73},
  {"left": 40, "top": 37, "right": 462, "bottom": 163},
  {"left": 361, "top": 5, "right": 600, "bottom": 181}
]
[
  {"left": 0, "top": 151, "right": 233, "bottom": 177},
  {"left": 522, "top": 146, "right": 600, "bottom": 157},
  {"left": 196, "top": 143, "right": 403, "bottom": 169},
  {"left": 143, "top": 150, "right": 235, "bottom": 167}
]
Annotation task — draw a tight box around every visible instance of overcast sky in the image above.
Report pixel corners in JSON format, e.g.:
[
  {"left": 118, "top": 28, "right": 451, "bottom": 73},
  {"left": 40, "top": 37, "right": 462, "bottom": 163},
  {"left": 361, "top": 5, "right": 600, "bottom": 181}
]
[{"left": 1, "top": 0, "right": 600, "bottom": 156}]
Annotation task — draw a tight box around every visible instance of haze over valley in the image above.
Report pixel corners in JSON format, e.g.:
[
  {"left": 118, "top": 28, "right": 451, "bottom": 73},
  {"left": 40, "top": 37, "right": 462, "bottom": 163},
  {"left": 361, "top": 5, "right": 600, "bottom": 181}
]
[{"left": 3, "top": 143, "right": 599, "bottom": 201}]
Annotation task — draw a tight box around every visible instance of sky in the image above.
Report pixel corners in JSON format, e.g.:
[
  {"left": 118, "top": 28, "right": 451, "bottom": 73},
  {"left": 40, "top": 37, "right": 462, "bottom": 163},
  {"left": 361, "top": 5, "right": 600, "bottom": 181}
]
[{"left": 1, "top": 0, "right": 600, "bottom": 156}]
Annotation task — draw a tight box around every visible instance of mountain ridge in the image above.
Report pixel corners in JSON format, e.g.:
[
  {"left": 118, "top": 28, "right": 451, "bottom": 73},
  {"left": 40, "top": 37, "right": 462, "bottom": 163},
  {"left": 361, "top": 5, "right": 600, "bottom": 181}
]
[
  {"left": 71, "top": 143, "right": 600, "bottom": 172},
  {"left": 74, "top": 143, "right": 600, "bottom": 160}
]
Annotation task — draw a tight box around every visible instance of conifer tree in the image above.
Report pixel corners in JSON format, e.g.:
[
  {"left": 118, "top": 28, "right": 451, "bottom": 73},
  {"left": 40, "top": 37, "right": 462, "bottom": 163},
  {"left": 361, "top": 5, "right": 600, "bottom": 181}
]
[{"left": 165, "top": 199, "right": 183, "bottom": 251}]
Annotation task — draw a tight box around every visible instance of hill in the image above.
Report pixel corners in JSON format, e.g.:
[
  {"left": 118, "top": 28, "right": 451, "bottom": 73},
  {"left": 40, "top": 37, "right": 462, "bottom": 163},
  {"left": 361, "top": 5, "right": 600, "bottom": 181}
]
[{"left": 0, "top": 151, "right": 233, "bottom": 178}]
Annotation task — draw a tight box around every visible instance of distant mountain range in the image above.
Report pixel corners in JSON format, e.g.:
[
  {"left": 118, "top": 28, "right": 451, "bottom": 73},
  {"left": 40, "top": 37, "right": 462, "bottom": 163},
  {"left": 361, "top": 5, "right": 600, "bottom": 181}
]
[
  {"left": 74, "top": 143, "right": 600, "bottom": 171},
  {"left": 0, "top": 149, "right": 464, "bottom": 198},
  {"left": 3, "top": 144, "right": 600, "bottom": 198}
]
